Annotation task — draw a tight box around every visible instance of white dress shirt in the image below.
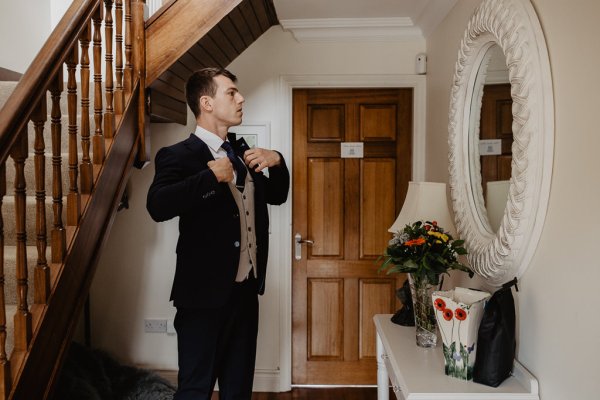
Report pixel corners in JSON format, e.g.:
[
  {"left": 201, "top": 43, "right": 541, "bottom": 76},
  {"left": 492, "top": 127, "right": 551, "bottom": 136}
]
[{"left": 193, "top": 126, "right": 240, "bottom": 181}]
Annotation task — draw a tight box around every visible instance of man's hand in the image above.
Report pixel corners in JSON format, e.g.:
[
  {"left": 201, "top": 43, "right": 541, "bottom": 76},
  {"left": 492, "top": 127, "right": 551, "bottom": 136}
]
[
  {"left": 243, "top": 148, "right": 281, "bottom": 173},
  {"left": 207, "top": 157, "right": 234, "bottom": 182}
]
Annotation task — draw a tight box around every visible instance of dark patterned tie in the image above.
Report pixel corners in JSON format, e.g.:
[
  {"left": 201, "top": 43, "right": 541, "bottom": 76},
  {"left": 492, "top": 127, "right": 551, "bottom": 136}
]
[{"left": 221, "top": 141, "right": 247, "bottom": 191}]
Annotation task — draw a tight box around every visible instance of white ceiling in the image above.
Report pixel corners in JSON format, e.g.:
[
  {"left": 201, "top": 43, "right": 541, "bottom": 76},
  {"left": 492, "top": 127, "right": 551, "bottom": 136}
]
[{"left": 273, "top": 0, "right": 457, "bottom": 41}]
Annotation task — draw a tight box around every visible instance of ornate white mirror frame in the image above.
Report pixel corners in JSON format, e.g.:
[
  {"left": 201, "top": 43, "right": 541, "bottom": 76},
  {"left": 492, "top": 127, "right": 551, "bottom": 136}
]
[{"left": 448, "top": 0, "right": 554, "bottom": 286}]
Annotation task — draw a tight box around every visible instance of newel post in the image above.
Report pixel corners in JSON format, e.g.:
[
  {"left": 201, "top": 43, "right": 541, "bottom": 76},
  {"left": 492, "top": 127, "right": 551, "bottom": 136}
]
[{"left": 132, "top": 0, "right": 150, "bottom": 168}]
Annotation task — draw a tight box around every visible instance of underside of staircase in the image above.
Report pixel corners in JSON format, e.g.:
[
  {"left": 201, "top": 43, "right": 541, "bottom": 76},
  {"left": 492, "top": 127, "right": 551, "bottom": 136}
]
[
  {"left": 147, "top": 0, "right": 278, "bottom": 124},
  {"left": 0, "top": 0, "right": 277, "bottom": 398}
]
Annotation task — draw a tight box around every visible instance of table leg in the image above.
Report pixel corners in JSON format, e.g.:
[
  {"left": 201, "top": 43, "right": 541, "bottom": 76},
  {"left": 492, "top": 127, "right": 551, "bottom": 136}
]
[{"left": 376, "top": 332, "right": 389, "bottom": 400}]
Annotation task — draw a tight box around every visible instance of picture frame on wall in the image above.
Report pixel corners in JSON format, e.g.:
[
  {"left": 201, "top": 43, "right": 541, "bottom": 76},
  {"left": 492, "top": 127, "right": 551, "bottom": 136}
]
[{"left": 233, "top": 121, "right": 271, "bottom": 150}]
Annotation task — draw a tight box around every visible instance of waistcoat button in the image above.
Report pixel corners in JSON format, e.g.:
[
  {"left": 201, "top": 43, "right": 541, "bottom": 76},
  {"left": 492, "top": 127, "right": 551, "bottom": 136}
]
[{"left": 234, "top": 241, "right": 240, "bottom": 248}]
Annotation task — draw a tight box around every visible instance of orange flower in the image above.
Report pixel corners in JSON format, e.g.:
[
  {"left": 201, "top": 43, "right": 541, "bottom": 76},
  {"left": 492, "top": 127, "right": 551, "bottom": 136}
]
[
  {"left": 443, "top": 309, "right": 453, "bottom": 321},
  {"left": 404, "top": 237, "right": 426, "bottom": 247},
  {"left": 434, "top": 298, "right": 446, "bottom": 311},
  {"left": 455, "top": 308, "right": 467, "bottom": 321}
]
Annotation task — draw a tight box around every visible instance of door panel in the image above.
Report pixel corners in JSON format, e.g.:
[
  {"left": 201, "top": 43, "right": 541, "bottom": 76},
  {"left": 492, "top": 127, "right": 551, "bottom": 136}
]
[
  {"left": 308, "top": 104, "right": 344, "bottom": 141},
  {"left": 359, "top": 279, "right": 395, "bottom": 359},
  {"left": 360, "top": 159, "right": 396, "bottom": 259},
  {"left": 308, "top": 159, "right": 344, "bottom": 258},
  {"left": 308, "top": 279, "right": 344, "bottom": 360},
  {"left": 359, "top": 104, "right": 397, "bottom": 141},
  {"left": 292, "top": 88, "right": 413, "bottom": 384}
]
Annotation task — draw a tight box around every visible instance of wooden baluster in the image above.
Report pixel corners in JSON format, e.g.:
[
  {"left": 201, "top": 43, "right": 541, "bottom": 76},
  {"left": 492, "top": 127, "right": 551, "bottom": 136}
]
[
  {"left": 124, "top": 0, "right": 133, "bottom": 94},
  {"left": 80, "top": 23, "right": 94, "bottom": 194},
  {"left": 115, "top": 0, "right": 124, "bottom": 115},
  {"left": 0, "top": 162, "right": 10, "bottom": 398},
  {"left": 93, "top": 6, "right": 106, "bottom": 165},
  {"left": 31, "top": 97, "right": 50, "bottom": 304},
  {"left": 104, "top": 0, "right": 116, "bottom": 139},
  {"left": 11, "top": 129, "right": 32, "bottom": 352},
  {"left": 50, "top": 73, "right": 67, "bottom": 263},
  {"left": 66, "top": 48, "right": 81, "bottom": 226}
]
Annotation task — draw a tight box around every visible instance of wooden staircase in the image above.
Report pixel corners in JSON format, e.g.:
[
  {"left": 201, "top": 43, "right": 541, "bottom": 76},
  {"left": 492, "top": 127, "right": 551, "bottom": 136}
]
[{"left": 0, "top": 0, "right": 278, "bottom": 398}]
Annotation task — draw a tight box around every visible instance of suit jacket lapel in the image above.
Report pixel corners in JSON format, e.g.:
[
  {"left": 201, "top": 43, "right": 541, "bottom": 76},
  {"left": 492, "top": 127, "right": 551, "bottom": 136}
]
[{"left": 183, "top": 133, "right": 214, "bottom": 163}]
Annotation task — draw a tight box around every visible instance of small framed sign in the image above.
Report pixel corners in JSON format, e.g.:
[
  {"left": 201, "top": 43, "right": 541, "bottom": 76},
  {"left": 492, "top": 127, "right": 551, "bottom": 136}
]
[
  {"left": 479, "top": 139, "right": 502, "bottom": 156},
  {"left": 341, "top": 142, "right": 364, "bottom": 158}
]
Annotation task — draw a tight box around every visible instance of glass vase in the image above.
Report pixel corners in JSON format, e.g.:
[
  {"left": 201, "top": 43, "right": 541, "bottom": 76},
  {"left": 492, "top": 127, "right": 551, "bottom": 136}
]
[{"left": 408, "top": 273, "right": 438, "bottom": 348}]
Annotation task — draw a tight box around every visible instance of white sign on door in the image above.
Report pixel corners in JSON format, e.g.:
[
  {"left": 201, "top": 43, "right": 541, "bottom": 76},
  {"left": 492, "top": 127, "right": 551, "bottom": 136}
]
[
  {"left": 479, "top": 139, "right": 502, "bottom": 156},
  {"left": 341, "top": 142, "right": 364, "bottom": 158}
]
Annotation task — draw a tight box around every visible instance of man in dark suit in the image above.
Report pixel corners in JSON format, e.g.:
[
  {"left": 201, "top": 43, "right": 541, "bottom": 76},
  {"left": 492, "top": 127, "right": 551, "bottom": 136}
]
[{"left": 146, "top": 67, "right": 289, "bottom": 400}]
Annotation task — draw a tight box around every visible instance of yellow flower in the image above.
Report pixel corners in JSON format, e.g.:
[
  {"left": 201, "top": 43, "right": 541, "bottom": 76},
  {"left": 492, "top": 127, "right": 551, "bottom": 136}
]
[{"left": 427, "top": 231, "right": 449, "bottom": 242}]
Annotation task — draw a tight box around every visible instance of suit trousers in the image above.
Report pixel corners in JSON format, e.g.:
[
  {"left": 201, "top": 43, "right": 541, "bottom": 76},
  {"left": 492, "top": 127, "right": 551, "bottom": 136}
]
[{"left": 173, "top": 276, "right": 259, "bottom": 400}]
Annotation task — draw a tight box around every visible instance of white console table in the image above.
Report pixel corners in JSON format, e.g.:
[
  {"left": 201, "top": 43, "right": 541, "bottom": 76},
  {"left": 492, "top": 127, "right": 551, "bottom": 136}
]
[{"left": 374, "top": 314, "right": 539, "bottom": 400}]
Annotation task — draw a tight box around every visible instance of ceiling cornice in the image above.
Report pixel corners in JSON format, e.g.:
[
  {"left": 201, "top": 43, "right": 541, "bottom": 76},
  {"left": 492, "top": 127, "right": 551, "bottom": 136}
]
[{"left": 279, "top": 17, "right": 423, "bottom": 42}]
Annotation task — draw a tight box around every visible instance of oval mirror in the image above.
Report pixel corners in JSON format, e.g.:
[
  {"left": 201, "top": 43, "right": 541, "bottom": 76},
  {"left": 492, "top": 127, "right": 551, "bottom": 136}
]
[
  {"left": 448, "top": 0, "right": 554, "bottom": 286},
  {"left": 468, "top": 44, "right": 510, "bottom": 233}
]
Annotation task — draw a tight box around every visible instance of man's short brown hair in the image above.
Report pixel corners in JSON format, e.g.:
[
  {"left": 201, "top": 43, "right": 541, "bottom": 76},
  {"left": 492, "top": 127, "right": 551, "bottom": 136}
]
[{"left": 185, "top": 68, "right": 238, "bottom": 118}]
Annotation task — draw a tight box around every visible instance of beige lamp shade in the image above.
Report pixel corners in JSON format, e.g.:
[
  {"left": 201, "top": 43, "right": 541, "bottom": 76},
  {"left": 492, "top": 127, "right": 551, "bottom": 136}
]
[
  {"left": 388, "top": 182, "right": 456, "bottom": 235},
  {"left": 485, "top": 180, "right": 510, "bottom": 232}
]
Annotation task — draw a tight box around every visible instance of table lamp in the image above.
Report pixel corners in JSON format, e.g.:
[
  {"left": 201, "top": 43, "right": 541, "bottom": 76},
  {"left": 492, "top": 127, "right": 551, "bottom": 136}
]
[{"left": 388, "top": 181, "right": 456, "bottom": 236}]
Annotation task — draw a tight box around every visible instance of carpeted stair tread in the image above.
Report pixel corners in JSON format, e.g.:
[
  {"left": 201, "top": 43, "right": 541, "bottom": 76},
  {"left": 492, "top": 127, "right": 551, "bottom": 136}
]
[
  {"left": 4, "top": 304, "right": 17, "bottom": 360},
  {"left": 3, "top": 245, "right": 42, "bottom": 305},
  {"left": 0, "top": 81, "right": 18, "bottom": 110},
  {"left": 4, "top": 152, "right": 71, "bottom": 196},
  {"left": 2, "top": 195, "right": 66, "bottom": 246},
  {"left": 1, "top": 80, "right": 104, "bottom": 117},
  {"left": 23, "top": 114, "right": 96, "bottom": 153}
]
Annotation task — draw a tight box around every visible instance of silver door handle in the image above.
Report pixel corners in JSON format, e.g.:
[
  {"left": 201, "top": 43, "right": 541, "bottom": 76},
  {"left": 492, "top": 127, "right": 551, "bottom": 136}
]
[{"left": 295, "top": 233, "right": 314, "bottom": 260}]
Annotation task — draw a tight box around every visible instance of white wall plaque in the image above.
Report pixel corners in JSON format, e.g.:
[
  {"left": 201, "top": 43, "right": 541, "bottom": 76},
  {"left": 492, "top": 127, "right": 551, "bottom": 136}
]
[
  {"left": 479, "top": 139, "right": 502, "bottom": 155},
  {"left": 341, "top": 142, "right": 364, "bottom": 158}
]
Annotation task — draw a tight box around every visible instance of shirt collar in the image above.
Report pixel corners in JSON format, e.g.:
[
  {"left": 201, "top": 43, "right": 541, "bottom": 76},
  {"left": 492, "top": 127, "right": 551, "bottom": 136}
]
[{"left": 194, "top": 125, "right": 226, "bottom": 153}]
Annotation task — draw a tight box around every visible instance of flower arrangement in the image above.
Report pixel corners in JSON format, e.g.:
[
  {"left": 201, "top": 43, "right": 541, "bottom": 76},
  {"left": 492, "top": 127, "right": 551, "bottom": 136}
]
[
  {"left": 379, "top": 220, "right": 473, "bottom": 285},
  {"left": 379, "top": 220, "right": 473, "bottom": 347}
]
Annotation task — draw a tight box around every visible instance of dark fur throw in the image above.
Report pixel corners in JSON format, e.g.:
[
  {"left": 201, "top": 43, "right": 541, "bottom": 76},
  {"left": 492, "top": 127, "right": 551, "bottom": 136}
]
[{"left": 54, "top": 341, "right": 176, "bottom": 400}]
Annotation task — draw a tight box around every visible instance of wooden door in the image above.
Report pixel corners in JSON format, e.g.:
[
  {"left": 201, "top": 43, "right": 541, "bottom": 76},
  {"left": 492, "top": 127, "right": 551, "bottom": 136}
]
[
  {"left": 480, "top": 83, "right": 513, "bottom": 197},
  {"left": 292, "top": 88, "right": 412, "bottom": 384}
]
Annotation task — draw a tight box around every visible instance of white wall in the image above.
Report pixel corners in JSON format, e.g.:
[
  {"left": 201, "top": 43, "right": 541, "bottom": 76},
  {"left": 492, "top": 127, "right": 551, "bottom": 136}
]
[
  {"left": 0, "top": 1, "right": 51, "bottom": 73},
  {"left": 91, "top": 26, "right": 425, "bottom": 390},
  {"left": 426, "top": 0, "right": 600, "bottom": 399}
]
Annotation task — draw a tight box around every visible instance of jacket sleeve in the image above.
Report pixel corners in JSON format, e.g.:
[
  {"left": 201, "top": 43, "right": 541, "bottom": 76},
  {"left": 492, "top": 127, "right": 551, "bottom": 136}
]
[
  {"left": 146, "top": 147, "right": 219, "bottom": 222},
  {"left": 263, "top": 151, "right": 290, "bottom": 205}
]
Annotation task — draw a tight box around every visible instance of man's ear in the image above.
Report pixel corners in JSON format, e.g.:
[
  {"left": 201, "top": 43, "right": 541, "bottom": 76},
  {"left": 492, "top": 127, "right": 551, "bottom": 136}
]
[{"left": 199, "top": 95, "right": 212, "bottom": 113}]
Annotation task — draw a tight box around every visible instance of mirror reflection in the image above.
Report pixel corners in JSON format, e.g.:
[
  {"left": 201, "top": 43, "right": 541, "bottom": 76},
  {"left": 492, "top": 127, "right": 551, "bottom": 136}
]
[{"left": 469, "top": 44, "right": 512, "bottom": 232}]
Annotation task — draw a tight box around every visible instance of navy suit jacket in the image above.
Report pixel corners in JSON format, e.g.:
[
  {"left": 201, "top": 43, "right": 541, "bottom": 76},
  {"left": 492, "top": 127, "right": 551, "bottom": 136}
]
[{"left": 146, "top": 133, "right": 290, "bottom": 308}]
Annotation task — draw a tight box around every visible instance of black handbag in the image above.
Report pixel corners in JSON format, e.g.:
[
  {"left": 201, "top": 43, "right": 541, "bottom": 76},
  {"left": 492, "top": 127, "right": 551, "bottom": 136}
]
[{"left": 473, "top": 277, "right": 518, "bottom": 387}]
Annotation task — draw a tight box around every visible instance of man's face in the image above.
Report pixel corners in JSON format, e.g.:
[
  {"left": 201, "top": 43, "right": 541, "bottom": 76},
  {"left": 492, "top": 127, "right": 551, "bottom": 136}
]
[{"left": 206, "top": 74, "right": 245, "bottom": 127}]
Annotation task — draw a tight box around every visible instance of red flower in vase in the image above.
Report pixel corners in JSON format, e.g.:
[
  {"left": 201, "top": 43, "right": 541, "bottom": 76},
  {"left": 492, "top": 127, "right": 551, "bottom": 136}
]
[
  {"left": 443, "top": 309, "right": 453, "bottom": 321},
  {"left": 434, "top": 298, "right": 446, "bottom": 311},
  {"left": 455, "top": 308, "right": 467, "bottom": 321}
]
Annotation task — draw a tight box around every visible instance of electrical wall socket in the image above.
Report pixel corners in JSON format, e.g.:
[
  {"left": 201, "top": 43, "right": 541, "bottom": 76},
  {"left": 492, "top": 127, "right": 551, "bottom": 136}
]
[
  {"left": 144, "top": 319, "right": 167, "bottom": 333},
  {"left": 167, "top": 319, "right": 176, "bottom": 335}
]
